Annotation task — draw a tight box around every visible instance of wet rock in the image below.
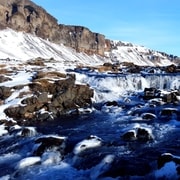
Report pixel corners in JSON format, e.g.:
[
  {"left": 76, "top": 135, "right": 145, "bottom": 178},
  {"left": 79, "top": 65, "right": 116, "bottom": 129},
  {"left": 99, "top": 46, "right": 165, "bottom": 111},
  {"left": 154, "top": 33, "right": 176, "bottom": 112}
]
[
  {"left": 143, "top": 87, "right": 157, "bottom": 100},
  {"left": 105, "top": 101, "right": 118, "bottom": 106},
  {"left": 157, "top": 153, "right": 174, "bottom": 169},
  {"left": 141, "top": 113, "right": 157, "bottom": 120},
  {"left": 122, "top": 127, "right": 153, "bottom": 142},
  {"left": 160, "top": 108, "right": 179, "bottom": 119},
  {"left": 34, "top": 136, "right": 66, "bottom": 156},
  {"left": 20, "top": 127, "right": 37, "bottom": 137},
  {"left": 122, "top": 130, "right": 136, "bottom": 141},
  {"left": 162, "top": 91, "right": 180, "bottom": 103},
  {"left": 73, "top": 135, "right": 103, "bottom": 156},
  {"left": 36, "top": 111, "right": 54, "bottom": 122},
  {"left": 72, "top": 136, "right": 105, "bottom": 169},
  {"left": 157, "top": 153, "right": 180, "bottom": 169},
  {"left": 136, "top": 128, "right": 153, "bottom": 141}
]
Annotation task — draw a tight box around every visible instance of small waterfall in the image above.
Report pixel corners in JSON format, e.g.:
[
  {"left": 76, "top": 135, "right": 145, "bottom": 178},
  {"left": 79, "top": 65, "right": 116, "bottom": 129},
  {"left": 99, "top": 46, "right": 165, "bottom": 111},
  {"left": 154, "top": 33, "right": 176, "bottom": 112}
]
[
  {"left": 144, "top": 74, "right": 180, "bottom": 90},
  {"left": 76, "top": 72, "right": 180, "bottom": 103}
]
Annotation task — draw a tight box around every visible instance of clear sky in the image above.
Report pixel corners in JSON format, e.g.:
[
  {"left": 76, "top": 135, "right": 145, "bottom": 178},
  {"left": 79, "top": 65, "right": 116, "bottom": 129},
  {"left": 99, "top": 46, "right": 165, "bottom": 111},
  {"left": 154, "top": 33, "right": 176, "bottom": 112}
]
[{"left": 33, "top": 0, "right": 180, "bottom": 56}]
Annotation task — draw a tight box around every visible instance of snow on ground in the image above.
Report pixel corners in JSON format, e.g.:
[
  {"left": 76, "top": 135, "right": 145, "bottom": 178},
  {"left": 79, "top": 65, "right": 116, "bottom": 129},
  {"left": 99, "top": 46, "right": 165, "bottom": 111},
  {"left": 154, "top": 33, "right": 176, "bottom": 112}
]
[
  {"left": 0, "top": 28, "right": 175, "bottom": 68},
  {"left": 0, "top": 124, "right": 8, "bottom": 136},
  {"left": 0, "top": 28, "right": 109, "bottom": 68},
  {"left": 0, "top": 71, "right": 34, "bottom": 87},
  {"left": 107, "top": 41, "right": 175, "bottom": 66},
  {"left": 0, "top": 29, "right": 179, "bottom": 179}
]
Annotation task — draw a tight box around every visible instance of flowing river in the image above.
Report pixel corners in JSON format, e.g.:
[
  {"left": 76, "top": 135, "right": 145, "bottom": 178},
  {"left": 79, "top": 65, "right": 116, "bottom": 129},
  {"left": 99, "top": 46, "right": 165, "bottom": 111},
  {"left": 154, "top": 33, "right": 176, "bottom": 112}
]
[{"left": 0, "top": 71, "right": 180, "bottom": 179}]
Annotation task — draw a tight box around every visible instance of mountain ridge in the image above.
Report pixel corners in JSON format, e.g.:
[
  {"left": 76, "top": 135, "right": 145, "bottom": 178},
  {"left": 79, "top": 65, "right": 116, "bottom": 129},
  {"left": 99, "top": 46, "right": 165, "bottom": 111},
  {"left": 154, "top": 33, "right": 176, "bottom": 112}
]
[
  {"left": 0, "top": 0, "right": 110, "bottom": 56},
  {"left": 0, "top": 0, "right": 179, "bottom": 66}
]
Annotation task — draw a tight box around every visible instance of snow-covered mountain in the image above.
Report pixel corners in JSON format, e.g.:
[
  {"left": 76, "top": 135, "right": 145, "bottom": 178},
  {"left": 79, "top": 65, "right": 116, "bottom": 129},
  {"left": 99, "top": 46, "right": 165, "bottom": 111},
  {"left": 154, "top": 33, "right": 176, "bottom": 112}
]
[
  {"left": 0, "top": 28, "right": 178, "bottom": 67},
  {"left": 0, "top": 0, "right": 179, "bottom": 67},
  {"left": 0, "top": 28, "right": 107, "bottom": 67}
]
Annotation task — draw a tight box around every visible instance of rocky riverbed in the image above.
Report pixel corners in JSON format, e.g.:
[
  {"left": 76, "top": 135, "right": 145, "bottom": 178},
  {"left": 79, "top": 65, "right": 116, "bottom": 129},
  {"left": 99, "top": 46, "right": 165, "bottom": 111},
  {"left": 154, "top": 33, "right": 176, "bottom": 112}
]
[{"left": 0, "top": 59, "right": 180, "bottom": 179}]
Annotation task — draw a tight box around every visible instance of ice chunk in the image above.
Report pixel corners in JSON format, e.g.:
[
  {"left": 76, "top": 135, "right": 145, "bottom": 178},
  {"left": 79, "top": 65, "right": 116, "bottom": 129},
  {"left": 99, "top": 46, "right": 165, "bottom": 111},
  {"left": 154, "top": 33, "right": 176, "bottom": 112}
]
[
  {"left": 16, "top": 156, "right": 41, "bottom": 169},
  {"left": 73, "top": 135, "right": 102, "bottom": 155}
]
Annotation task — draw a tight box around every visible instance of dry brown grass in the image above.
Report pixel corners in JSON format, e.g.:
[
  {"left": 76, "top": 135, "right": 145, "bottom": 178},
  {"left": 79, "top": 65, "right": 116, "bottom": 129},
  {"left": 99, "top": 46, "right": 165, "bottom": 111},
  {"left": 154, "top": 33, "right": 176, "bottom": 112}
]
[
  {"left": 0, "top": 68, "right": 9, "bottom": 74},
  {"left": 33, "top": 78, "right": 52, "bottom": 87},
  {"left": 36, "top": 71, "right": 66, "bottom": 79},
  {"left": 26, "top": 58, "right": 45, "bottom": 66},
  {"left": 96, "top": 65, "right": 114, "bottom": 72},
  {"left": 0, "top": 64, "right": 6, "bottom": 68}
]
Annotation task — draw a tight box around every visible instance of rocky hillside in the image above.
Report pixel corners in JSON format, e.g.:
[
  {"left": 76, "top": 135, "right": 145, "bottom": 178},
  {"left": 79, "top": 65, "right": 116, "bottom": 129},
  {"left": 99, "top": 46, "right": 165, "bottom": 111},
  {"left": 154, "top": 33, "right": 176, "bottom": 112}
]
[
  {"left": 0, "top": 0, "right": 179, "bottom": 65},
  {"left": 0, "top": 0, "right": 110, "bottom": 56}
]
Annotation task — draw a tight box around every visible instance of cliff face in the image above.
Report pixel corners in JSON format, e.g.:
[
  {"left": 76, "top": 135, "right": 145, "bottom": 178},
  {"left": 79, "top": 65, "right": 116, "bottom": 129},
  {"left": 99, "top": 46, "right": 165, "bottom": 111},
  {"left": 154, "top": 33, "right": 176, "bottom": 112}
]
[{"left": 0, "top": 0, "right": 110, "bottom": 56}]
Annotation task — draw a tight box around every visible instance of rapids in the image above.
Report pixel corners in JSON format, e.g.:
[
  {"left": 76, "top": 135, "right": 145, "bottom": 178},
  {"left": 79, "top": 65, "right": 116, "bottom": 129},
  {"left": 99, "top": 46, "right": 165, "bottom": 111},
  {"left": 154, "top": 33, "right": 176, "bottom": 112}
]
[{"left": 0, "top": 71, "right": 180, "bottom": 179}]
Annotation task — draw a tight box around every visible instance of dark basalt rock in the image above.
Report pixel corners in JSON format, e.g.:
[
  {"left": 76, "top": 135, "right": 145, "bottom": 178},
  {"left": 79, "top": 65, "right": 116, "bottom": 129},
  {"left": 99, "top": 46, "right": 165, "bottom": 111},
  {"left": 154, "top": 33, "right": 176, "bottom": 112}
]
[
  {"left": 20, "top": 127, "right": 37, "bottom": 137},
  {"left": 157, "top": 153, "right": 180, "bottom": 169},
  {"left": 162, "top": 91, "right": 180, "bottom": 103},
  {"left": 4, "top": 72, "right": 93, "bottom": 123},
  {"left": 157, "top": 153, "right": 174, "bottom": 169},
  {"left": 141, "top": 113, "right": 157, "bottom": 120},
  {"left": 0, "top": 86, "right": 12, "bottom": 100},
  {"left": 122, "top": 130, "right": 136, "bottom": 141},
  {"left": 136, "top": 128, "right": 152, "bottom": 141},
  {"left": 0, "top": 0, "right": 111, "bottom": 56},
  {"left": 143, "top": 87, "right": 157, "bottom": 100},
  {"left": 160, "top": 108, "right": 179, "bottom": 120},
  {"left": 105, "top": 101, "right": 118, "bottom": 106},
  {"left": 0, "top": 75, "right": 12, "bottom": 83},
  {"left": 34, "top": 136, "right": 66, "bottom": 156},
  {"left": 122, "top": 127, "right": 153, "bottom": 142}
]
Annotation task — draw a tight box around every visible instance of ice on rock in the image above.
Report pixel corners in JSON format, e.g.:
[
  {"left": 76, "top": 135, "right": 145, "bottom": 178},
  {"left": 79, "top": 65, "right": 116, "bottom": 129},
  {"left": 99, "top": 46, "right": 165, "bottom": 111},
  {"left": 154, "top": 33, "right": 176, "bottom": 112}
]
[
  {"left": 73, "top": 135, "right": 102, "bottom": 155},
  {"left": 0, "top": 124, "right": 8, "bottom": 136},
  {"left": 16, "top": 157, "right": 41, "bottom": 169},
  {"left": 18, "top": 127, "right": 37, "bottom": 137}
]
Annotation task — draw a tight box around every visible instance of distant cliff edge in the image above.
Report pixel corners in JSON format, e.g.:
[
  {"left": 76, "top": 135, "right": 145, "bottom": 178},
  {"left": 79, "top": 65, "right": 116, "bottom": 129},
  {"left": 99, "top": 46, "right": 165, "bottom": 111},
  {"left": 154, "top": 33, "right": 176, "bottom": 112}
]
[{"left": 0, "top": 0, "right": 111, "bottom": 56}]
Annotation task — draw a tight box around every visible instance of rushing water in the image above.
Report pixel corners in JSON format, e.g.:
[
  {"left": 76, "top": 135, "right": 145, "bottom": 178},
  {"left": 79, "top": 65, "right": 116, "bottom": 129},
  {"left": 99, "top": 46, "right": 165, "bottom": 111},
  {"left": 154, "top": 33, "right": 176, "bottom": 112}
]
[
  {"left": 75, "top": 70, "right": 180, "bottom": 102},
  {"left": 0, "top": 72, "right": 180, "bottom": 179}
]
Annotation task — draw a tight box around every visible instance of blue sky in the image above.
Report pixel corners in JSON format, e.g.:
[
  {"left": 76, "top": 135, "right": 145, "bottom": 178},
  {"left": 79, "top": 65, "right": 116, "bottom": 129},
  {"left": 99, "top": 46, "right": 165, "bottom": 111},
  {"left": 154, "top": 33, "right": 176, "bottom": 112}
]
[{"left": 33, "top": 0, "right": 180, "bottom": 56}]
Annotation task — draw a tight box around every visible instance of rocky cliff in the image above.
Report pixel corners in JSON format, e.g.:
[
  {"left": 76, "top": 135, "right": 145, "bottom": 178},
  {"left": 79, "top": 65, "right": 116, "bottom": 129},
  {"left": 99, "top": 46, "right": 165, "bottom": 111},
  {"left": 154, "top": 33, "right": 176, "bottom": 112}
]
[{"left": 0, "top": 0, "right": 110, "bottom": 56}]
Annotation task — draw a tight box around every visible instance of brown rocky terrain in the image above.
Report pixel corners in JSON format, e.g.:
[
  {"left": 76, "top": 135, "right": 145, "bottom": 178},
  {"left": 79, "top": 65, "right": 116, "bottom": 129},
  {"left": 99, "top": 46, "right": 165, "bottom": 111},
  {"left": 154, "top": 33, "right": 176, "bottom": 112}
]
[
  {"left": 0, "top": 0, "right": 111, "bottom": 56},
  {"left": 0, "top": 58, "right": 94, "bottom": 125}
]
